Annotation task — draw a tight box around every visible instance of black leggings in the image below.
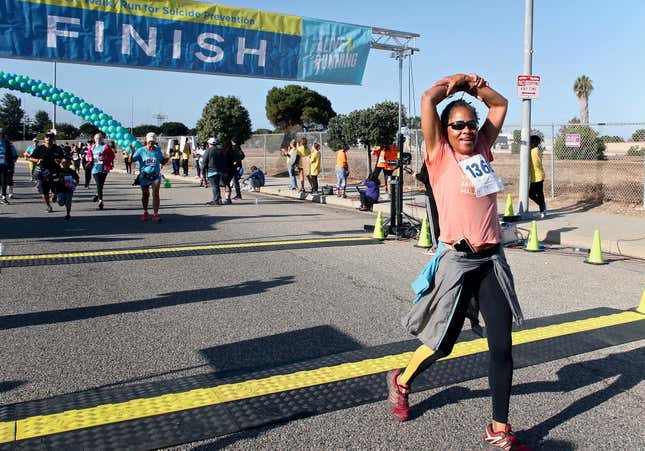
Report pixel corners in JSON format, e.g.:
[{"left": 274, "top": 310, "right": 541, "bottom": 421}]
[
  {"left": 0, "top": 167, "right": 9, "bottom": 197},
  {"left": 404, "top": 261, "right": 514, "bottom": 423},
  {"left": 93, "top": 172, "right": 108, "bottom": 200},
  {"left": 529, "top": 180, "right": 546, "bottom": 212}
]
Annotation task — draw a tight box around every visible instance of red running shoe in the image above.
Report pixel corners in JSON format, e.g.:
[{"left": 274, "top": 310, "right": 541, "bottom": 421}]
[
  {"left": 386, "top": 369, "right": 410, "bottom": 422},
  {"left": 152, "top": 214, "right": 162, "bottom": 222},
  {"left": 141, "top": 211, "right": 149, "bottom": 221},
  {"left": 482, "top": 424, "right": 531, "bottom": 450}
]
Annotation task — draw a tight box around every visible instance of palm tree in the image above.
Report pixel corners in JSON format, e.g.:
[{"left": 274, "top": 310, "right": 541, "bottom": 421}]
[{"left": 573, "top": 75, "right": 594, "bottom": 124}]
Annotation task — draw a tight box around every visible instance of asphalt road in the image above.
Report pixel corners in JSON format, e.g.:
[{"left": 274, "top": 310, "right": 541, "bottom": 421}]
[{"left": 1, "top": 164, "right": 643, "bottom": 450}]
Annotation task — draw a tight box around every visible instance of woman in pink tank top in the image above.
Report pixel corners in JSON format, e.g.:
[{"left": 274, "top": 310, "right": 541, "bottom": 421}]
[{"left": 386, "top": 74, "right": 529, "bottom": 451}]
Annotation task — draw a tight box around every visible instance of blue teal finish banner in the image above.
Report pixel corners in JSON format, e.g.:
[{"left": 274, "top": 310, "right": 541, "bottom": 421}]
[{"left": 0, "top": 0, "right": 371, "bottom": 85}]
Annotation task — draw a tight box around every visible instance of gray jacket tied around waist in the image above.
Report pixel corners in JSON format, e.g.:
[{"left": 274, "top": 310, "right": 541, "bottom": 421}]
[{"left": 402, "top": 246, "right": 524, "bottom": 351}]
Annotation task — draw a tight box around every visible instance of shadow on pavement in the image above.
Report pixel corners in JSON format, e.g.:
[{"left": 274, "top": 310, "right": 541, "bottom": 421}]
[
  {"left": 0, "top": 380, "right": 26, "bottom": 394},
  {"left": 200, "top": 325, "right": 363, "bottom": 380},
  {"left": 411, "top": 347, "right": 644, "bottom": 450},
  {"left": 0, "top": 277, "right": 295, "bottom": 330},
  {"left": 0, "top": 213, "right": 302, "bottom": 240}
]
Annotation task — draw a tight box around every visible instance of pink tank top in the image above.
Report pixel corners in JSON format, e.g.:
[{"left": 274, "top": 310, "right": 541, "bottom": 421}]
[{"left": 426, "top": 135, "right": 502, "bottom": 247}]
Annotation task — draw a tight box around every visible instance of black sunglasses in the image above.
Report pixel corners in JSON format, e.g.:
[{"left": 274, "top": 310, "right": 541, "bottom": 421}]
[{"left": 448, "top": 120, "right": 478, "bottom": 131}]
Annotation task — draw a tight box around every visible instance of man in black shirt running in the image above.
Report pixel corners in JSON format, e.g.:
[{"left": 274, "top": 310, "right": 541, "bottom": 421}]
[{"left": 29, "top": 130, "right": 64, "bottom": 212}]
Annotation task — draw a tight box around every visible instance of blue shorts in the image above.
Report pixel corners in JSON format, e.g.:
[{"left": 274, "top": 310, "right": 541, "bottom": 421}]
[{"left": 140, "top": 176, "right": 161, "bottom": 187}]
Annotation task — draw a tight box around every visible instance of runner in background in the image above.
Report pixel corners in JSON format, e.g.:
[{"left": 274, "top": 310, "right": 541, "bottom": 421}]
[
  {"left": 25, "top": 137, "right": 39, "bottom": 181},
  {"left": 88, "top": 133, "right": 114, "bottom": 210},
  {"left": 29, "top": 130, "right": 63, "bottom": 212},
  {"left": 131, "top": 132, "right": 167, "bottom": 222}
]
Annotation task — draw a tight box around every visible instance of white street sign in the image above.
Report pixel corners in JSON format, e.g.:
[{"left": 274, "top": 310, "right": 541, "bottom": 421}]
[{"left": 517, "top": 75, "right": 541, "bottom": 99}]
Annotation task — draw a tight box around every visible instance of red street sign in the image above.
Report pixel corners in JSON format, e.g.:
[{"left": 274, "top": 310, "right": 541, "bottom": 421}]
[{"left": 517, "top": 75, "right": 541, "bottom": 99}]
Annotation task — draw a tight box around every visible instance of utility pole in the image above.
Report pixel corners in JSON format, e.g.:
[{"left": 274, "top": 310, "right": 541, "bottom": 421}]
[
  {"left": 52, "top": 62, "right": 57, "bottom": 130},
  {"left": 518, "top": 0, "right": 534, "bottom": 214}
]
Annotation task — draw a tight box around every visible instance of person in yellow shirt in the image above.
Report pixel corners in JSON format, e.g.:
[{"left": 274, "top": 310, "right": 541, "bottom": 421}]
[
  {"left": 309, "top": 142, "right": 321, "bottom": 193},
  {"left": 528, "top": 135, "right": 546, "bottom": 218},
  {"left": 181, "top": 144, "right": 191, "bottom": 176},
  {"left": 296, "top": 137, "right": 311, "bottom": 192}
]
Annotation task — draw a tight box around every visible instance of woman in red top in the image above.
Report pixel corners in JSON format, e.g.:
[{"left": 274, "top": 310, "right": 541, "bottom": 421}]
[{"left": 386, "top": 74, "right": 528, "bottom": 451}]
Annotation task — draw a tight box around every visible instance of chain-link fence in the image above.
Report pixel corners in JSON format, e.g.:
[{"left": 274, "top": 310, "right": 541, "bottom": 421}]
[{"left": 497, "top": 122, "right": 645, "bottom": 206}]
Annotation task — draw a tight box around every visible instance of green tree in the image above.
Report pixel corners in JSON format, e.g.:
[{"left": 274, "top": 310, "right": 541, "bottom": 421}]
[
  {"left": 196, "top": 95, "right": 252, "bottom": 145},
  {"left": 34, "top": 110, "right": 52, "bottom": 133},
  {"left": 630, "top": 129, "right": 645, "bottom": 141},
  {"left": 132, "top": 124, "right": 161, "bottom": 137},
  {"left": 0, "top": 93, "right": 25, "bottom": 139},
  {"left": 554, "top": 121, "right": 605, "bottom": 160},
  {"left": 160, "top": 121, "right": 190, "bottom": 136},
  {"left": 265, "top": 85, "right": 335, "bottom": 132},
  {"left": 626, "top": 145, "right": 644, "bottom": 156},
  {"left": 573, "top": 75, "right": 593, "bottom": 124},
  {"left": 79, "top": 122, "right": 100, "bottom": 138},
  {"left": 253, "top": 128, "right": 273, "bottom": 135},
  {"left": 326, "top": 114, "right": 355, "bottom": 152},
  {"left": 55, "top": 123, "right": 80, "bottom": 140},
  {"left": 599, "top": 135, "right": 624, "bottom": 143},
  {"left": 342, "top": 101, "right": 405, "bottom": 175}
]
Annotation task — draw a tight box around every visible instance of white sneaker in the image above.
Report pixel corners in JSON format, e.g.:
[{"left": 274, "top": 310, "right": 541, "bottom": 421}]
[
  {"left": 540, "top": 211, "right": 546, "bottom": 219},
  {"left": 7, "top": 193, "right": 13, "bottom": 199}
]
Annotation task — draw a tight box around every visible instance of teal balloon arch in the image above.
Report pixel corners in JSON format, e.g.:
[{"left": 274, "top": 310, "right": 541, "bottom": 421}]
[{"left": 0, "top": 70, "right": 143, "bottom": 150}]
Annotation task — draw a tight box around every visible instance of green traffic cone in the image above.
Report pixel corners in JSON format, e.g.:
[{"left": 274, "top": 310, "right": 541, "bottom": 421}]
[
  {"left": 502, "top": 194, "right": 519, "bottom": 222},
  {"left": 415, "top": 217, "right": 431, "bottom": 248},
  {"left": 524, "top": 220, "right": 543, "bottom": 252},
  {"left": 372, "top": 211, "right": 385, "bottom": 240},
  {"left": 585, "top": 230, "right": 607, "bottom": 265}
]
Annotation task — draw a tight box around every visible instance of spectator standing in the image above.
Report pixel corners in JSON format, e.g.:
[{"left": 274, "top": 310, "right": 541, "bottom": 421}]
[
  {"left": 181, "top": 143, "right": 190, "bottom": 177},
  {"left": 123, "top": 145, "right": 133, "bottom": 174},
  {"left": 170, "top": 140, "right": 181, "bottom": 175},
  {"left": 296, "top": 137, "right": 311, "bottom": 192},
  {"left": 29, "top": 130, "right": 64, "bottom": 212},
  {"left": 230, "top": 136, "right": 245, "bottom": 199},
  {"left": 309, "top": 142, "right": 321, "bottom": 193},
  {"left": 528, "top": 134, "right": 547, "bottom": 218},
  {"left": 280, "top": 138, "right": 299, "bottom": 190},
  {"left": 0, "top": 128, "right": 18, "bottom": 203},
  {"left": 335, "top": 145, "right": 349, "bottom": 198},
  {"left": 201, "top": 137, "right": 229, "bottom": 205},
  {"left": 130, "top": 132, "right": 167, "bottom": 221},
  {"left": 194, "top": 142, "right": 205, "bottom": 181}
]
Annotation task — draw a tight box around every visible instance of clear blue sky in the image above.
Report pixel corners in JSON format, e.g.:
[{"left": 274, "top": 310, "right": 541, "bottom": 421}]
[{"left": 2, "top": 0, "right": 644, "bottom": 136}]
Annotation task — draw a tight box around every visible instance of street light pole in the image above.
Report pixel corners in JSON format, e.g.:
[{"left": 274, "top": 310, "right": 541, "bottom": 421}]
[{"left": 52, "top": 62, "right": 57, "bottom": 130}]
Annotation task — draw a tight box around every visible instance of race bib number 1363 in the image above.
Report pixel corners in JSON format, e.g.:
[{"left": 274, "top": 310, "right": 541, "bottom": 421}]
[{"left": 458, "top": 154, "right": 504, "bottom": 197}]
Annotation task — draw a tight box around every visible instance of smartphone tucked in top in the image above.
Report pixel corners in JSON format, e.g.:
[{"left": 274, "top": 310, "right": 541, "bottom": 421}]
[{"left": 453, "top": 238, "right": 475, "bottom": 253}]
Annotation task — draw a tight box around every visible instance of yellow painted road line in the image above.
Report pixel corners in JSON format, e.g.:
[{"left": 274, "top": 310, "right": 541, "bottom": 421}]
[
  {"left": 0, "top": 311, "right": 642, "bottom": 443},
  {"left": 0, "top": 237, "right": 375, "bottom": 262}
]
